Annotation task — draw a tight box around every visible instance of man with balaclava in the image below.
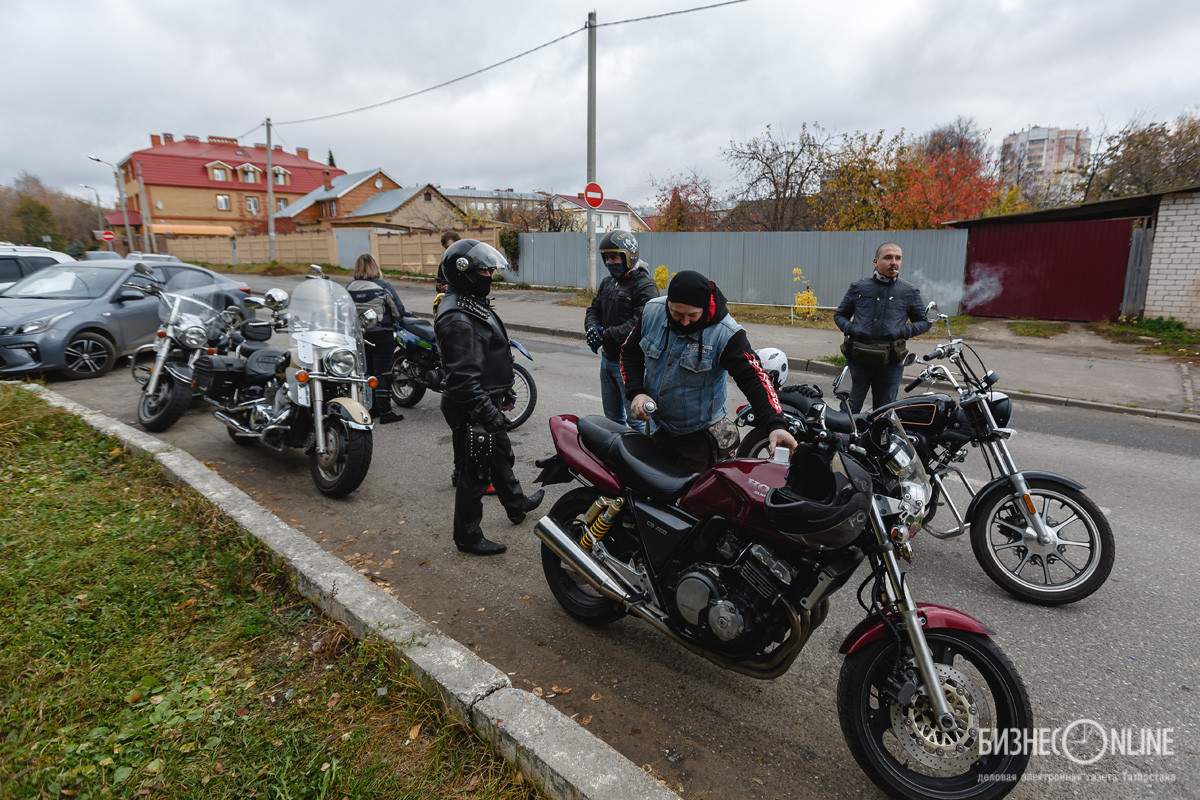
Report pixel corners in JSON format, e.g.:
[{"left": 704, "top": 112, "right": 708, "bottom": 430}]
[
  {"left": 584, "top": 230, "right": 659, "bottom": 433},
  {"left": 435, "top": 239, "right": 544, "bottom": 555},
  {"left": 621, "top": 270, "right": 797, "bottom": 473}
]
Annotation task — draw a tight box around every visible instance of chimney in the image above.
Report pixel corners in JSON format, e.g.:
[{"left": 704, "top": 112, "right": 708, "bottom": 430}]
[
  {"left": 322, "top": 170, "right": 333, "bottom": 191},
  {"left": 163, "top": 132, "right": 174, "bottom": 143},
  {"left": 150, "top": 134, "right": 162, "bottom": 147},
  {"left": 296, "top": 147, "right": 309, "bottom": 160}
]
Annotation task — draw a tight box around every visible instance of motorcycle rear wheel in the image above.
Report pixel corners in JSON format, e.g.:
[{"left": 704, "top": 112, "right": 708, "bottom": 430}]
[
  {"left": 540, "top": 487, "right": 627, "bottom": 626},
  {"left": 970, "top": 478, "right": 1114, "bottom": 605},
  {"left": 501, "top": 363, "right": 537, "bottom": 431},
  {"left": 137, "top": 373, "right": 191, "bottom": 432},
  {"left": 389, "top": 354, "right": 427, "bottom": 408},
  {"left": 735, "top": 425, "right": 772, "bottom": 459},
  {"left": 309, "top": 416, "right": 373, "bottom": 498},
  {"left": 838, "top": 629, "right": 1032, "bottom": 800}
]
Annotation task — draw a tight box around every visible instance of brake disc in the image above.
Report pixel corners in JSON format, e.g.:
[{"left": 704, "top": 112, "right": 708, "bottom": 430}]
[{"left": 889, "top": 663, "right": 983, "bottom": 769}]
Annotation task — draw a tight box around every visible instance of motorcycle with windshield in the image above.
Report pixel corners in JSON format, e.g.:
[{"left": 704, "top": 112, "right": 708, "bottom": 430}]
[
  {"left": 190, "top": 266, "right": 378, "bottom": 498},
  {"left": 735, "top": 303, "right": 1114, "bottom": 606},
  {"left": 125, "top": 263, "right": 246, "bottom": 432},
  {"left": 533, "top": 398, "right": 1033, "bottom": 799}
]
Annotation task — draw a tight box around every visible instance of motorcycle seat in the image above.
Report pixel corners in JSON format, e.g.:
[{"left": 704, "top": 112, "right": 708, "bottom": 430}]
[
  {"left": 236, "top": 340, "right": 272, "bottom": 357},
  {"left": 577, "top": 415, "right": 699, "bottom": 503},
  {"left": 778, "top": 388, "right": 862, "bottom": 434},
  {"left": 398, "top": 314, "right": 435, "bottom": 343},
  {"left": 244, "top": 346, "right": 289, "bottom": 382}
]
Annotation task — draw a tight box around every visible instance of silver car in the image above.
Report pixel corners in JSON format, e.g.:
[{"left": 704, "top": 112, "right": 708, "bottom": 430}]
[{"left": 0, "top": 260, "right": 251, "bottom": 379}]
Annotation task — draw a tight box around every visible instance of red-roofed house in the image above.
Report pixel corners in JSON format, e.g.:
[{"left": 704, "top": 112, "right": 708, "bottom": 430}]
[
  {"left": 111, "top": 133, "right": 346, "bottom": 240},
  {"left": 553, "top": 193, "right": 650, "bottom": 233}
]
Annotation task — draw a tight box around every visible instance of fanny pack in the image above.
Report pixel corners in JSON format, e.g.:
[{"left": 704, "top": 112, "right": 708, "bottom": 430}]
[{"left": 841, "top": 337, "right": 908, "bottom": 366}]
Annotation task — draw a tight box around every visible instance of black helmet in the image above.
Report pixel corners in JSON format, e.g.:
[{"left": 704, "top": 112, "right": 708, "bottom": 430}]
[
  {"left": 764, "top": 443, "right": 872, "bottom": 549},
  {"left": 440, "top": 239, "right": 507, "bottom": 297},
  {"left": 599, "top": 229, "right": 638, "bottom": 279}
]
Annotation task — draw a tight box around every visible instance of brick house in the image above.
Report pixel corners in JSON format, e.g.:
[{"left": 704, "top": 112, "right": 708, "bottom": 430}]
[
  {"left": 112, "top": 133, "right": 343, "bottom": 239},
  {"left": 271, "top": 169, "right": 405, "bottom": 230}
]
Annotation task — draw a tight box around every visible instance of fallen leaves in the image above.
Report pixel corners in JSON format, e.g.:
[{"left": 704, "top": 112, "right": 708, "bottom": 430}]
[{"left": 326, "top": 693, "right": 340, "bottom": 710}]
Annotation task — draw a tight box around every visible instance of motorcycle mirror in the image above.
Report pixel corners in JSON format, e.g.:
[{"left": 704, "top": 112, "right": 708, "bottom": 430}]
[
  {"left": 309, "top": 264, "right": 326, "bottom": 279},
  {"left": 902, "top": 352, "right": 918, "bottom": 367},
  {"left": 925, "top": 301, "right": 941, "bottom": 322},
  {"left": 133, "top": 263, "right": 153, "bottom": 277},
  {"left": 264, "top": 288, "right": 290, "bottom": 309},
  {"left": 359, "top": 308, "right": 378, "bottom": 328},
  {"left": 832, "top": 365, "right": 849, "bottom": 393}
]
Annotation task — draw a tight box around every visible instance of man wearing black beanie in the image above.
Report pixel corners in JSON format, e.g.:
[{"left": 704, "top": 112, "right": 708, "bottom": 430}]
[{"left": 621, "top": 270, "right": 797, "bottom": 472}]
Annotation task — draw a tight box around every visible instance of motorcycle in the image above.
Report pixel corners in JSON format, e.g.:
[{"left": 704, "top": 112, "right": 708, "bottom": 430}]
[
  {"left": 735, "top": 304, "right": 1114, "bottom": 606},
  {"left": 126, "top": 264, "right": 247, "bottom": 432},
  {"left": 191, "top": 266, "right": 378, "bottom": 498},
  {"left": 389, "top": 313, "right": 537, "bottom": 430},
  {"left": 532, "top": 405, "right": 1032, "bottom": 799}
]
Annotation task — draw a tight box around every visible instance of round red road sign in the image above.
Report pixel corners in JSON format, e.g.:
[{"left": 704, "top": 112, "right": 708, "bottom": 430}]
[
  {"left": 101, "top": 231, "right": 115, "bottom": 242},
  {"left": 584, "top": 182, "right": 604, "bottom": 209}
]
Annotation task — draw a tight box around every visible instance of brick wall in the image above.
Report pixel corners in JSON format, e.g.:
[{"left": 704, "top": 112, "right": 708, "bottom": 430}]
[{"left": 1145, "top": 191, "right": 1200, "bottom": 326}]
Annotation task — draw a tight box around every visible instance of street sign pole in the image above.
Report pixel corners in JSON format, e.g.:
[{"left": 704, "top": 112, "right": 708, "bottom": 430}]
[{"left": 586, "top": 11, "right": 597, "bottom": 291}]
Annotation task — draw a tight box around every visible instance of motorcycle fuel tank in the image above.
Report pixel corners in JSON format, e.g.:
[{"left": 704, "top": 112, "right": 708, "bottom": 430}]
[
  {"left": 677, "top": 459, "right": 789, "bottom": 542},
  {"left": 869, "top": 392, "right": 954, "bottom": 437}
]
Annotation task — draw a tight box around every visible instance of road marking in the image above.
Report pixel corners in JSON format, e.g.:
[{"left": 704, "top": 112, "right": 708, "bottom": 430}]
[{"left": 573, "top": 393, "right": 602, "bottom": 402}]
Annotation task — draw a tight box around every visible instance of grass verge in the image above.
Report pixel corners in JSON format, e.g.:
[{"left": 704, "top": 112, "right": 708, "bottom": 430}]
[
  {"left": 1007, "top": 320, "right": 1068, "bottom": 338},
  {"left": 1092, "top": 316, "right": 1200, "bottom": 362},
  {"left": 0, "top": 383, "right": 542, "bottom": 800}
]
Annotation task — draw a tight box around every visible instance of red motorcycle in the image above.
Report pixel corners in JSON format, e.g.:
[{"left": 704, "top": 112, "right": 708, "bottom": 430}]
[{"left": 533, "top": 411, "right": 1032, "bottom": 800}]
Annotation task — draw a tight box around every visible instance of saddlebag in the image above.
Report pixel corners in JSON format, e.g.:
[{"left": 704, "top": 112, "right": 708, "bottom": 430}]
[{"left": 193, "top": 354, "right": 245, "bottom": 398}]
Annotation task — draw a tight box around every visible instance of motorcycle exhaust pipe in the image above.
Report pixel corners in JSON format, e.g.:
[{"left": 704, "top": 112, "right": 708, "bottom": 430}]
[
  {"left": 533, "top": 515, "right": 635, "bottom": 606},
  {"left": 214, "top": 410, "right": 258, "bottom": 437}
]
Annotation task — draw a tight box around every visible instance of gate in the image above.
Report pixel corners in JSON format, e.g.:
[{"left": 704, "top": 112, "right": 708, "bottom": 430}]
[
  {"left": 963, "top": 220, "right": 1133, "bottom": 321},
  {"left": 336, "top": 229, "right": 371, "bottom": 270}
]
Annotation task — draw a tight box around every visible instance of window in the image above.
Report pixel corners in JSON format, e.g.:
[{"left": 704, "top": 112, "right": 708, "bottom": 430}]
[
  {"left": 424, "top": 192, "right": 432, "bottom": 202},
  {"left": 276, "top": 198, "right": 288, "bottom": 212},
  {"left": 246, "top": 197, "right": 260, "bottom": 214},
  {"left": 213, "top": 168, "right": 227, "bottom": 182},
  {"left": 329, "top": 199, "right": 337, "bottom": 216},
  {"left": 216, "top": 195, "right": 230, "bottom": 211},
  {"left": 274, "top": 169, "right": 287, "bottom": 185},
  {"left": 242, "top": 167, "right": 257, "bottom": 183}
]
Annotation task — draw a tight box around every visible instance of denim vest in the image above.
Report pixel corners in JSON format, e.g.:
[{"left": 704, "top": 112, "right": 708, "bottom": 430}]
[{"left": 639, "top": 296, "right": 742, "bottom": 435}]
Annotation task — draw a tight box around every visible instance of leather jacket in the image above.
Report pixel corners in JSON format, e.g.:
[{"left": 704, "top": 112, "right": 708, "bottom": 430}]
[
  {"left": 584, "top": 262, "right": 659, "bottom": 361},
  {"left": 435, "top": 291, "right": 514, "bottom": 421},
  {"left": 835, "top": 274, "right": 931, "bottom": 343}
]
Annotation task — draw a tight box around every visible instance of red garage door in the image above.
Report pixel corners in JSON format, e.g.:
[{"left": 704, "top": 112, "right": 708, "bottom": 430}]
[{"left": 964, "top": 220, "right": 1132, "bottom": 321}]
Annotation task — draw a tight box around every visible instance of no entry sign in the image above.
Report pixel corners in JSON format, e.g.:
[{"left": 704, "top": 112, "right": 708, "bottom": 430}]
[
  {"left": 101, "top": 231, "right": 115, "bottom": 242},
  {"left": 584, "top": 182, "right": 604, "bottom": 208}
]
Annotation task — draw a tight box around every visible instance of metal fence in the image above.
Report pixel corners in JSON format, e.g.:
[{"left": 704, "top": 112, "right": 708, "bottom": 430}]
[{"left": 515, "top": 230, "right": 969, "bottom": 312}]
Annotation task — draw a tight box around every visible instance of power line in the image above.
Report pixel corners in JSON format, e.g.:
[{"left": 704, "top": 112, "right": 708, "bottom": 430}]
[{"left": 594, "top": 0, "right": 752, "bottom": 27}]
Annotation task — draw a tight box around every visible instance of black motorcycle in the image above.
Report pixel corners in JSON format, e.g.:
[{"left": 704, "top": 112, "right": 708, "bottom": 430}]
[
  {"left": 736, "top": 304, "right": 1114, "bottom": 606},
  {"left": 389, "top": 313, "right": 537, "bottom": 430},
  {"left": 533, "top": 404, "right": 1032, "bottom": 800}
]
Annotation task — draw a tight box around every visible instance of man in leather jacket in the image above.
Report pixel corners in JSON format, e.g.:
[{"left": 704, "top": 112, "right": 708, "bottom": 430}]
[
  {"left": 584, "top": 230, "right": 659, "bottom": 433},
  {"left": 622, "top": 270, "right": 797, "bottom": 473},
  {"left": 435, "top": 239, "right": 544, "bottom": 555},
  {"left": 834, "top": 242, "right": 931, "bottom": 414}
]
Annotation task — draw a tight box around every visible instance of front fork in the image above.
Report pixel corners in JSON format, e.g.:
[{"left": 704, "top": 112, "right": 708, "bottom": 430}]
[
  {"left": 981, "top": 438, "right": 1055, "bottom": 546},
  {"left": 144, "top": 338, "right": 171, "bottom": 396},
  {"left": 868, "top": 499, "right": 959, "bottom": 732}
]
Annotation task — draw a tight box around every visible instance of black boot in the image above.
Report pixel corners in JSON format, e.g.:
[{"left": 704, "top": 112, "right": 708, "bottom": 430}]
[
  {"left": 456, "top": 536, "right": 507, "bottom": 555},
  {"left": 506, "top": 489, "right": 545, "bottom": 525}
]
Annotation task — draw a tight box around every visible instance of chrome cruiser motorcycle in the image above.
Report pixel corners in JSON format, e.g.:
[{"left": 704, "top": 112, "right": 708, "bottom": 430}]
[
  {"left": 126, "top": 264, "right": 245, "bottom": 432},
  {"left": 736, "top": 304, "right": 1114, "bottom": 606},
  {"left": 192, "top": 267, "right": 377, "bottom": 498},
  {"left": 533, "top": 408, "right": 1032, "bottom": 799}
]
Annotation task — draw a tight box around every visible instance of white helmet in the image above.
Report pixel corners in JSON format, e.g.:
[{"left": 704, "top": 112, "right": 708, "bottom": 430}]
[{"left": 757, "top": 347, "right": 789, "bottom": 388}]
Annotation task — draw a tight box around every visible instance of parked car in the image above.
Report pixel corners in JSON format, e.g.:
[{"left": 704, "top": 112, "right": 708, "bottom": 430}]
[
  {"left": 126, "top": 252, "right": 183, "bottom": 263},
  {"left": 0, "top": 243, "right": 75, "bottom": 292},
  {"left": 81, "top": 251, "right": 125, "bottom": 261},
  {"left": 0, "top": 259, "right": 252, "bottom": 380}
]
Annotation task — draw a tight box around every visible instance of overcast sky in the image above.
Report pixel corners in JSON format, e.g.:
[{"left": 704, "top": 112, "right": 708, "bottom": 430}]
[{"left": 4, "top": 0, "right": 1199, "bottom": 211}]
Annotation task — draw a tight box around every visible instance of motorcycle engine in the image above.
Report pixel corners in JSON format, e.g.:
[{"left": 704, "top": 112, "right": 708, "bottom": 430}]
[{"left": 673, "top": 539, "right": 796, "bottom": 645}]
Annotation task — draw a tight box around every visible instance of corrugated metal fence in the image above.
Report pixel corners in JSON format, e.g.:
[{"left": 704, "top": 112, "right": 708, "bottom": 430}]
[{"left": 515, "top": 230, "right": 969, "bottom": 311}]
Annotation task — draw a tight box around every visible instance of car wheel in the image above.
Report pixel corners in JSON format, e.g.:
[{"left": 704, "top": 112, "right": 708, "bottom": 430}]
[{"left": 59, "top": 332, "right": 117, "bottom": 380}]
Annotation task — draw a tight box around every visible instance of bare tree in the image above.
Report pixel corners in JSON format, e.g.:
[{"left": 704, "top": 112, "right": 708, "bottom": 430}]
[{"left": 722, "top": 124, "right": 830, "bottom": 230}]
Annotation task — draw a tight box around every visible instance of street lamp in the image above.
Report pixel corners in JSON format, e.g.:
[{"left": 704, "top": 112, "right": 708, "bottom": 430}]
[
  {"left": 79, "top": 184, "right": 109, "bottom": 250},
  {"left": 87, "top": 155, "right": 134, "bottom": 252}
]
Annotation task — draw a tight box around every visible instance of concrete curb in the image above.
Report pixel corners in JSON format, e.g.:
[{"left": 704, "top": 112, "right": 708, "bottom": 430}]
[{"left": 21, "top": 383, "right": 680, "bottom": 800}]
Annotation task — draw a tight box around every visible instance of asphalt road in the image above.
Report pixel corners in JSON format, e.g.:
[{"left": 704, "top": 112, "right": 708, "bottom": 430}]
[{"left": 43, "top": 323, "right": 1200, "bottom": 800}]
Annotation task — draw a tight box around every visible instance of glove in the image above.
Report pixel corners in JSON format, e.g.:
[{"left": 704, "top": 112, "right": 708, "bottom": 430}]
[
  {"left": 797, "top": 384, "right": 823, "bottom": 399},
  {"left": 481, "top": 410, "right": 507, "bottom": 433},
  {"left": 585, "top": 326, "right": 604, "bottom": 353}
]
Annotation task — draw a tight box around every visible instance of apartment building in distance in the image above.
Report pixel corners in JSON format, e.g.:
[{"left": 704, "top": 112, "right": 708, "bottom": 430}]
[
  {"left": 999, "top": 126, "right": 1091, "bottom": 203},
  {"left": 106, "top": 133, "right": 345, "bottom": 240}
]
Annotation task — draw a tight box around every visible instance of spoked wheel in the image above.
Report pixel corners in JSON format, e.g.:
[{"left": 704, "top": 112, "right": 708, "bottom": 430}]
[
  {"left": 970, "top": 479, "right": 1114, "bottom": 605},
  {"left": 735, "top": 425, "right": 771, "bottom": 458},
  {"left": 540, "top": 487, "right": 627, "bottom": 626},
  {"left": 309, "top": 416, "right": 373, "bottom": 498},
  {"left": 136, "top": 373, "right": 191, "bottom": 432},
  {"left": 389, "top": 353, "right": 426, "bottom": 408},
  {"left": 501, "top": 363, "right": 537, "bottom": 431},
  {"left": 838, "top": 629, "right": 1032, "bottom": 800}
]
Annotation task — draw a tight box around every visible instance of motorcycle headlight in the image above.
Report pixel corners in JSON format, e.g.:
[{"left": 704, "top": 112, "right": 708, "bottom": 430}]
[
  {"left": 326, "top": 348, "right": 357, "bottom": 377},
  {"left": 180, "top": 326, "right": 207, "bottom": 349},
  {"left": 897, "top": 477, "right": 933, "bottom": 536},
  {"left": 882, "top": 434, "right": 917, "bottom": 478}
]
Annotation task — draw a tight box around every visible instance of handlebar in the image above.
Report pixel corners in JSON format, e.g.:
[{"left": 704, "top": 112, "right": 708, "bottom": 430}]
[{"left": 905, "top": 375, "right": 925, "bottom": 392}]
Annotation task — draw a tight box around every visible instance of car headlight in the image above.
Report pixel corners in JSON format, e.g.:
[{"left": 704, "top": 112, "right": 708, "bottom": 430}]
[
  {"left": 326, "top": 348, "right": 357, "bottom": 377},
  {"left": 13, "top": 311, "right": 73, "bottom": 335},
  {"left": 180, "top": 326, "right": 207, "bottom": 348}
]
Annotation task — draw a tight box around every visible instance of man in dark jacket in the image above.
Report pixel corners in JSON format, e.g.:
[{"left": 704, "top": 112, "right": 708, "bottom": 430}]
[
  {"left": 622, "top": 270, "right": 797, "bottom": 473},
  {"left": 834, "top": 242, "right": 931, "bottom": 414},
  {"left": 584, "top": 230, "right": 659, "bottom": 433},
  {"left": 435, "top": 239, "right": 544, "bottom": 555}
]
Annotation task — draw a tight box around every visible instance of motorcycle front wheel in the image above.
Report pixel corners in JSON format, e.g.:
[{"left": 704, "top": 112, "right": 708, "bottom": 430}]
[
  {"left": 540, "top": 487, "right": 627, "bottom": 626},
  {"left": 309, "top": 416, "right": 373, "bottom": 498},
  {"left": 389, "top": 353, "right": 427, "bottom": 408},
  {"left": 137, "top": 372, "right": 191, "bottom": 432},
  {"left": 501, "top": 363, "right": 537, "bottom": 431},
  {"left": 838, "top": 629, "right": 1032, "bottom": 800},
  {"left": 970, "top": 478, "right": 1115, "bottom": 605}
]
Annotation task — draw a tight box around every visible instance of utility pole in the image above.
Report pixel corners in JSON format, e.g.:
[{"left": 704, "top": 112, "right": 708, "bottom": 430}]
[
  {"left": 80, "top": 184, "right": 108, "bottom": 249},
  {"left": 89, "top": 155, "right": 133, "bottom": 253},
  {"left": 136, "top": 162, "right": 157, "bottom": 253},
  {"left": 266, "top": 117, "right": 276, "bottom": 262},
  {"left": 586, "top": 11, "right": 597, "bottom": 291}
]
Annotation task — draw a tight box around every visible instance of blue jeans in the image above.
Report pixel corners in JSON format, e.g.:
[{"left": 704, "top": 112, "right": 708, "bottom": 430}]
[
  {"left": 600, "top": 355, "right": 646, "bottom": 434},
  {"left": 847, "top": 360, "right": 904, "bottom": 414}
]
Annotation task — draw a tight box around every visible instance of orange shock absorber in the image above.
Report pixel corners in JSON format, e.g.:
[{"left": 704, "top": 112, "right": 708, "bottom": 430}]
[{"left": 579, "top": 496, "right": 624, "bottom": 550}]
